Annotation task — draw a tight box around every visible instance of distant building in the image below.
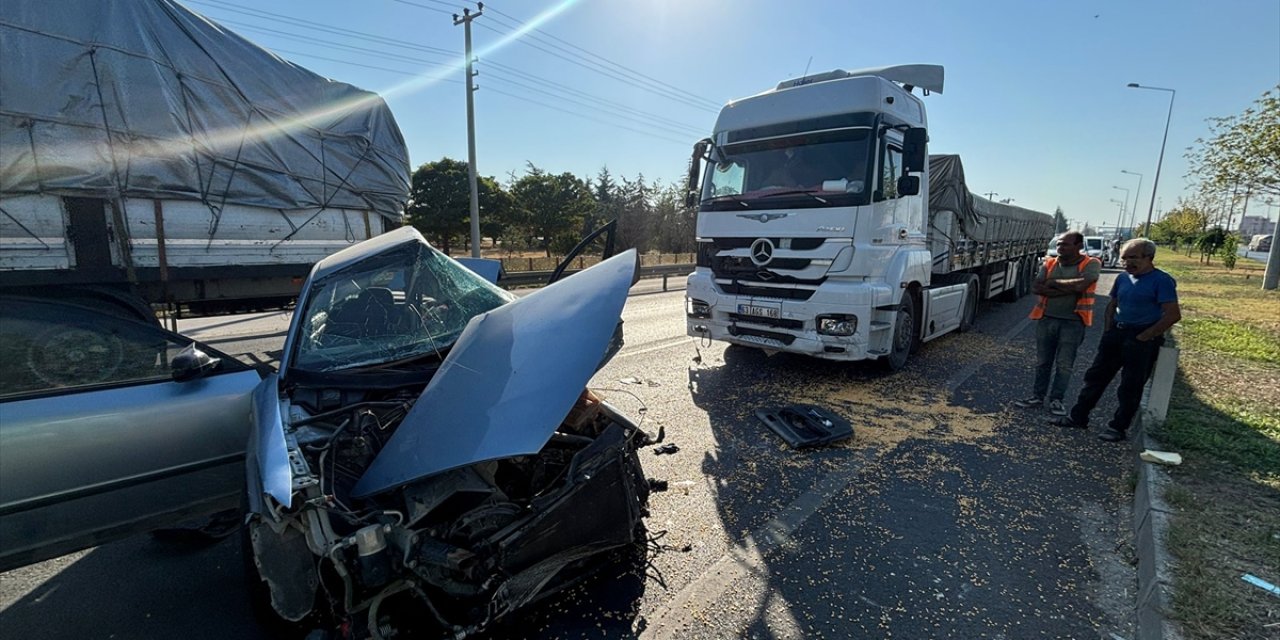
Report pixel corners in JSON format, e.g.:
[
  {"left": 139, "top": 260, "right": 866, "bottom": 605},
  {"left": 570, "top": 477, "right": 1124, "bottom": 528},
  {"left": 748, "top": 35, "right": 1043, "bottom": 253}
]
[{"left": 1239, "top": 214, "right": 1273, "bottom": 238}]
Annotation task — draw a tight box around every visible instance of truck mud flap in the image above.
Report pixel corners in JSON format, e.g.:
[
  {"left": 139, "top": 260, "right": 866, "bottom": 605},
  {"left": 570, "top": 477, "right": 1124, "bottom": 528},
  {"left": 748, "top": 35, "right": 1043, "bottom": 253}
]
[{"left": 755, "top": 405, "right": 853, "bottom": 449}]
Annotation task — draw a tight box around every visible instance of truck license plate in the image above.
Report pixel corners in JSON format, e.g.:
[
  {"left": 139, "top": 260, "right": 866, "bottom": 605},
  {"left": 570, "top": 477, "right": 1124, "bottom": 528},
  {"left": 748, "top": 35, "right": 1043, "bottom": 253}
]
[{"left": 738, "top": 304, "right": 779, "bottom": 319}]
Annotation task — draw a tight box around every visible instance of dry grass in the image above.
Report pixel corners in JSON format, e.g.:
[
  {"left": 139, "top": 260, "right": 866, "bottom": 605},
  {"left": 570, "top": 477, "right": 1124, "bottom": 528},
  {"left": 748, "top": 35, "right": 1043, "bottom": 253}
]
[{"left": 1149, "top": 248, "right": 1280, "bottom": 639}]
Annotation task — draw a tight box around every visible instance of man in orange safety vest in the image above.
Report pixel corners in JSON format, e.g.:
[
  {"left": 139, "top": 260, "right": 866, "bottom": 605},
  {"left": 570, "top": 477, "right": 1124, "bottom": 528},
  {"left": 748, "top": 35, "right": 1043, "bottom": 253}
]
[{"left": 1013, "top": 231, "right": 1102, "bottom": 416}]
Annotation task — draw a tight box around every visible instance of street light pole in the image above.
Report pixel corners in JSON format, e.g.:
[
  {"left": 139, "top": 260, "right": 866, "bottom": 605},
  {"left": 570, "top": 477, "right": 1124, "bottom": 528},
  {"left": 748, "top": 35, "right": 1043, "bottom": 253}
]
[
  {"left": 1111, "top": 186, "right": 1129, "bottom": 236},
  {"left": 1127, "top": 83, "right": 1176, "bottom": 236},
  {"left": 1120, "top": 169, "right": 1144, "bottom": 234}
]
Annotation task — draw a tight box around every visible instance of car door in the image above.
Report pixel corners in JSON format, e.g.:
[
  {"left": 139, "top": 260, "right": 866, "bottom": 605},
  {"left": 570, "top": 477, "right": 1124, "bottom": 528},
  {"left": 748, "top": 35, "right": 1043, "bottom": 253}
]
[{"left": 0, "top": 297, "right": 261, "bottom": 571}]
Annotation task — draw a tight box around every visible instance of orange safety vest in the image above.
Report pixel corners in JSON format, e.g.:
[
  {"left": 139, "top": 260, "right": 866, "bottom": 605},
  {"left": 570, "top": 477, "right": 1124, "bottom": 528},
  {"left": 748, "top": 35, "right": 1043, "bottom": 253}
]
[{"left": 1029, "top": 256, "right": 1099, "bottom": 326}]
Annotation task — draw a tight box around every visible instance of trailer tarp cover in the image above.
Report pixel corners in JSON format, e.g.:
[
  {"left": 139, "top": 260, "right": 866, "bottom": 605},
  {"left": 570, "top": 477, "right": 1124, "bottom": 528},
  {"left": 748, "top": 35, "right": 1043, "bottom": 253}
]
[
  {"left": 928, "top": 154, "right": 1053, "bottom": 242},
  {"left": 0, "top": 0, "right": 410, "bottom": 221}
]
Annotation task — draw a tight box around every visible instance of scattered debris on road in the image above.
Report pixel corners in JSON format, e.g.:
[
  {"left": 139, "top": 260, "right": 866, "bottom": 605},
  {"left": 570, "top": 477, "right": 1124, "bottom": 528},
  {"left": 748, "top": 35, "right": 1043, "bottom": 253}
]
[
  {"left": 653, "top": 443, "right": 680, "bottom": 455},
  {"left": 1139, "top": 449, "right": 1183, "bottom": 466},
  {"left": 755, "top": 404, "right": 853, "bottom": 448}
]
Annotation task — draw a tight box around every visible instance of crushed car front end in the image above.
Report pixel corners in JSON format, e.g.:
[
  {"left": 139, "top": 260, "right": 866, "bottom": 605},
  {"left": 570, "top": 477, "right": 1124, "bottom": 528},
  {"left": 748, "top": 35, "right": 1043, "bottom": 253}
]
[{"left": 244, "top": 228, "right": 649, "bottom": 638}]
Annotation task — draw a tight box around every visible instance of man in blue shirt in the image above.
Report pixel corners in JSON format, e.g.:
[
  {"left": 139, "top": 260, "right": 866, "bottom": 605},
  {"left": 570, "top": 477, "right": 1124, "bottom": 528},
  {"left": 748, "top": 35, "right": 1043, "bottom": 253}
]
[{"left": 1053, "top": 238, "right": 1181, "bottom": 442}]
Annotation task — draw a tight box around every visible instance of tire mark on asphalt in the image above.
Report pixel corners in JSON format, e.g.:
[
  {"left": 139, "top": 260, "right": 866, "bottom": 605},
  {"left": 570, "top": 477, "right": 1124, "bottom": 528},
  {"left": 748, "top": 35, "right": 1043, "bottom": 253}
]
[{"left": 639, "top": 311, "right": 1037, "bottom": 639}]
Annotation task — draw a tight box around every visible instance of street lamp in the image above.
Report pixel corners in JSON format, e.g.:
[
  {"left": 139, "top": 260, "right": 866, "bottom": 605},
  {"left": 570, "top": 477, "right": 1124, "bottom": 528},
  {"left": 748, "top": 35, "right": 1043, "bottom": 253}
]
[
  {"left": 1120, "top": 169, "right": 1144, "bottom": 234},
  {"left": 1111, "top": 186, "right": 1130, "bottom": 236},
  {"left": 1127, "top": 83, "right": 1176, "bottom": 235}
]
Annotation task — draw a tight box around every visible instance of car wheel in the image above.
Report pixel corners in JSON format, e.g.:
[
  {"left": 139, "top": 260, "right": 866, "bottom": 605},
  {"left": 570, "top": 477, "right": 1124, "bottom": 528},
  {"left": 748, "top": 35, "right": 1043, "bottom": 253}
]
[{"left": 880, "top": 293, "right": 917, "bottom": 372}]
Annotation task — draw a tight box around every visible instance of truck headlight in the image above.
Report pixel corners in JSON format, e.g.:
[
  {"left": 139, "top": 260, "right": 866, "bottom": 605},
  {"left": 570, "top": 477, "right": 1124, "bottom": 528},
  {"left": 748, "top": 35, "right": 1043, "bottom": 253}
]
[
  {"left": 817, "top": 314, "right": 857, "bottom": 336},
  {"left": 687, "top": 298, "right": 711, "bottom": 318}
]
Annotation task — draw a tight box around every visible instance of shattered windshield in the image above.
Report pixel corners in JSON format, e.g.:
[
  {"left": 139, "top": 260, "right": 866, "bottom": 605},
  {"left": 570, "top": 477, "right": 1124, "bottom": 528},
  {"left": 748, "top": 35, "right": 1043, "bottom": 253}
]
[
  {"left": 700, "top": 128, "right": 873, "bottom": 210},
  {"left": 292, "top": 244, "right": 515, "bottom": 373}
]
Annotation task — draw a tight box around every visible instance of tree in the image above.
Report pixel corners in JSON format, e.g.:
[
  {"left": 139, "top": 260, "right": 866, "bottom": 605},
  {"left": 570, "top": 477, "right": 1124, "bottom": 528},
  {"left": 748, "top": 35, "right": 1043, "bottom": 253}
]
[
  {"left": 1196, "top": 227, "right": 1228, "bottom": 264},
  {"left": 590, "top": 166, "right": 623, "bottom": 238},
  {"left": 650, "top": 180, "right": 697, "bottom": 254},
  {"left": 1186, "top": 87, "right": 1280, "bottom": 200},
  {"left": 1053, "top": 207, "right": 1068, "bottom": 233},
  {"left": 1150, "top": 202, "right": 1208, "bottom": 251},
  {"left": 617, "top": 173, "right": 654, "bottom": 252},
  {"left": 406, "top": 157, "right": 514, "bottom": 254},
  {"left": 510, "top": 163, "right": 594, "bottom": 256}
]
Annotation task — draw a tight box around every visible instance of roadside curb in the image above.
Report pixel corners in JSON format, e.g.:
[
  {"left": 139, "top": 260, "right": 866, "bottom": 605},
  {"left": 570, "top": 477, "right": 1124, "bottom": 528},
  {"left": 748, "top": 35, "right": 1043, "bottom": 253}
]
[
  {"left": 1132, "top": 342, "right": 1183, "bottom": 640},
  {"left": 1132, "top": 414, "right": 1181, "bottom": 640}
]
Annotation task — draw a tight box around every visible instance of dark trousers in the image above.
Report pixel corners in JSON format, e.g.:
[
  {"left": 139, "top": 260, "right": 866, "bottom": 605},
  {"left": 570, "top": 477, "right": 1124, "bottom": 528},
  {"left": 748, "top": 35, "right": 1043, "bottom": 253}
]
[{"left": 1068, "top": 326, "right": 1164, "bottom": 433}]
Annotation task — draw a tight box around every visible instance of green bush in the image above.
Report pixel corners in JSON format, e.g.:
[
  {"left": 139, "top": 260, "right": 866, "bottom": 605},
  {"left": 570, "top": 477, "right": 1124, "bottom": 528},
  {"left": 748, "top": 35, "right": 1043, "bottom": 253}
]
[{"left": 1219, "top": 234, "right": 1238, "bottom": 269}]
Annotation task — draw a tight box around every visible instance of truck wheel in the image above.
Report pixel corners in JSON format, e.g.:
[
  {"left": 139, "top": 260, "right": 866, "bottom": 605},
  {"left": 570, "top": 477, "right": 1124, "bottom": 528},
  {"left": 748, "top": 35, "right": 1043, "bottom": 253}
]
[
  {"left": 880, "top": 293, "right": 917, "bottom": 372},
  {"left": 1019, "top": 260, "right": 1034, "bottom": 297},
  {"left": 958, "top": 281, "right": 978, "bottom": 333}
]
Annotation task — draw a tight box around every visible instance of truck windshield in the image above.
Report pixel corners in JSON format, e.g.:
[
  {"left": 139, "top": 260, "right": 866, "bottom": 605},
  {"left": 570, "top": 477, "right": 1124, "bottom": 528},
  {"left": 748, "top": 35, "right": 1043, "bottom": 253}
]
[{"left": 700, "top": 128, "right": 873, "bottom": 210}]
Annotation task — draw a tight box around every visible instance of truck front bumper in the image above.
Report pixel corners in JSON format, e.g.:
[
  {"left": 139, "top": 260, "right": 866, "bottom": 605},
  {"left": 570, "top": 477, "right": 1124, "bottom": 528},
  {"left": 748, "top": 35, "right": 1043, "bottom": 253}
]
[{"left": 684, "top": 270, "right": 892, "bottom": 362}]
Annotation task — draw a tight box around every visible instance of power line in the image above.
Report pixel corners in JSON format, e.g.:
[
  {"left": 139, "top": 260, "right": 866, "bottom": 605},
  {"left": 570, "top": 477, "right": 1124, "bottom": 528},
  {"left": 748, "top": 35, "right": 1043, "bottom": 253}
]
[
  {"left": 482, "top": 64, "right": 706, "bottom": 136},
  {"left": 482, "top": 73, "right": 704, "bottom": 139},
  {"left": 389, "top": 0, "right": 454, "bottom": 16},
  {"left": 480, "top": 3, "right": 722, "bottom": 110},
  {"left": 193, "top": 1, "right": 702, "bottom": 147},
  {"left": 473, "top": 21, "right": 717, "bottom": 115},
  {"left": 188, "top": 0, "right": 455, "bottom": 55},
  {"left": 197, "top": 0, "right": 714, "bottom": 121},
  {"left": 264, "top": 47, "right": 460, "bottom": 81},
  {"left": 481, "top": 86, "right": 689, "bottom": 146},
  {"left": 221, "top": 20, "right": 454, "bottom": 67}
]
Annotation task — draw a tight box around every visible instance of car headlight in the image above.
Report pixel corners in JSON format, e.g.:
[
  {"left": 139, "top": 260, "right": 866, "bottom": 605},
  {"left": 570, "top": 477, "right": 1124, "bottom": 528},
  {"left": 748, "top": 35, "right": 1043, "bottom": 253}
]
[
  {"left": 687, "top": 298, "right": 711, "bottom": 318},
  {"left": 817, "top": 314, "right": 857, "bottom": 336}
]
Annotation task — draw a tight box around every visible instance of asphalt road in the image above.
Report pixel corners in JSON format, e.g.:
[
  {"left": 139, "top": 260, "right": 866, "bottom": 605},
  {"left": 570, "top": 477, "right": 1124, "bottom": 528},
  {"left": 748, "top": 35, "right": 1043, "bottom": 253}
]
[{"left": 0, "top": 272, "right": 1139, "bottom": 639}]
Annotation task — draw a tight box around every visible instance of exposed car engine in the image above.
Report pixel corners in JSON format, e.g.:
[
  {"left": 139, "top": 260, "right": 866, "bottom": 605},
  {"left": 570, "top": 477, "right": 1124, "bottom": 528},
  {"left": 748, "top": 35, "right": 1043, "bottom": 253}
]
[{"left": 247, "top": 387, "right": 650, "bottom": 639}]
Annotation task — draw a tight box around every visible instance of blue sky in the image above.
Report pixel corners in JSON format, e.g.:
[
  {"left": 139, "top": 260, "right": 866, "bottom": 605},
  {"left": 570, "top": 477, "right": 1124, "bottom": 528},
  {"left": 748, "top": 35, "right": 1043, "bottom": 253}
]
[{"left": 186, "top": 0, "right": 1280, "bottom": 229}]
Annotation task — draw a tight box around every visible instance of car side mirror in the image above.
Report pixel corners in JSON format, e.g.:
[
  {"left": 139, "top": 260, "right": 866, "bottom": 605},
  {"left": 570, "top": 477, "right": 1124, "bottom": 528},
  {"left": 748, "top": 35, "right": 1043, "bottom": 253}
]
[
  {"left": 897, "top": 175, "right": 921, "bottom": 196},
  {"left": 172, "top": 343, "right": 220, "bottom": 382}
]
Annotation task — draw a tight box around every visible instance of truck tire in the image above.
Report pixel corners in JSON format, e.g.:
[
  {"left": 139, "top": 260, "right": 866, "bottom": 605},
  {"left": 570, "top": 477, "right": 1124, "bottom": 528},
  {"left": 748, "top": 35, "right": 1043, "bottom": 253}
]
[
  {"left": 880, "top": 293, "right": 917, "bottom": 372},
  {"left": 1018, "top": 259, "right": 1034, "bottom": 298}
]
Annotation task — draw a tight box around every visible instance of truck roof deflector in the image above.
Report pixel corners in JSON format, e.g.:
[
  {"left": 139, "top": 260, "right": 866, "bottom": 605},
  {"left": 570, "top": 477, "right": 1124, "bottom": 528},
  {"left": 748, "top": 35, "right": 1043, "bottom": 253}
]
[{"left": 777, "top": 64, "right": 944, "bottom": 94}]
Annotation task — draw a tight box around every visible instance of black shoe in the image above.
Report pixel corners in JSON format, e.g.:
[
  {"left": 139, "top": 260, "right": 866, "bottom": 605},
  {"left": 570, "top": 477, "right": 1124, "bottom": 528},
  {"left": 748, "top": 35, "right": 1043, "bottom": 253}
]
[
  {"left": 1097, "top": 428, "right": 1125, "bottom": 442},
  {"left": 1051, "top": 416, "right": 1086, "bottom": 429}
]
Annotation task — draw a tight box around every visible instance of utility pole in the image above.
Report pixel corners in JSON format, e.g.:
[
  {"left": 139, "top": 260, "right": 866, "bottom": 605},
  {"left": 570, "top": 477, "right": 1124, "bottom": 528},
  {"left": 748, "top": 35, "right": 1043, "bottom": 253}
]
[
  {"left": 454, "top": 4, "right": 483, "bottom": 258},
  {"left": 984, "top": 191, "right": 998, "bottom": 200}
]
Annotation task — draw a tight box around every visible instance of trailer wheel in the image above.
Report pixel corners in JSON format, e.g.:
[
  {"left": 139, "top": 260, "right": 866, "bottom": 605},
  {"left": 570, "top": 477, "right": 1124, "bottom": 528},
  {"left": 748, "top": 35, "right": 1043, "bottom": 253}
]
[
  {"left": 958, "top": 281, "right": 978, "bottom": 333},
  {"left": 881, "top": 293, "right": 917, "bottom": 372},
  {"left": 1018, "top": 260, "right": 1034, "bottom": 298}
]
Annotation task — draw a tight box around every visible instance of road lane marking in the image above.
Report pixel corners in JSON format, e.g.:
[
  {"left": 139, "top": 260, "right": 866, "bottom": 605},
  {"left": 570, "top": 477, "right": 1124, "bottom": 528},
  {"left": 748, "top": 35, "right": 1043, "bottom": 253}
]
[{"left": 616, "top": 336, "right": 694, "bottom": 359}]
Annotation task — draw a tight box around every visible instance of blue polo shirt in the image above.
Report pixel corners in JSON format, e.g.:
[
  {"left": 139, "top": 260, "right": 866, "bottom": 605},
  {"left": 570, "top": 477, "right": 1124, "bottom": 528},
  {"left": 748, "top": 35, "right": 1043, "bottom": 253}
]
[{"left": 1112, "top": 268, "right": 1178, "bottom": 327}]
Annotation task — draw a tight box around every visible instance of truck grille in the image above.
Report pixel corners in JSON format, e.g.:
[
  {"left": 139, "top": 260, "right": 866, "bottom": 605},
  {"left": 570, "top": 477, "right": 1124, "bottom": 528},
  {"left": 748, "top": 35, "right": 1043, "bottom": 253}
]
[
  {"left": 727, "top": 313, "right": 804, "bottom": 330},
  {"left": 717, "top": 281, "right": 817, "bottom": 301}
]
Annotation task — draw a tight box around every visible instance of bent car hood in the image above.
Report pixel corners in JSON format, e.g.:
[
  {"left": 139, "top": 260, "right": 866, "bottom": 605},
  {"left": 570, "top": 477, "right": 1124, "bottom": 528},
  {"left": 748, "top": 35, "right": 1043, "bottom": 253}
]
[{"left": 350, "top": 250, "right": 636, "bottom": 498}]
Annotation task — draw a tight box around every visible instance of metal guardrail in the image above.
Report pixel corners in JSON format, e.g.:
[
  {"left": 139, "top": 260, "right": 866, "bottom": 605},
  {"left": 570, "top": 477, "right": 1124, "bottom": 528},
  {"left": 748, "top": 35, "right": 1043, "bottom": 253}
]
[{"left": 499, "top": 263, "right": 694, "bottom": 291}]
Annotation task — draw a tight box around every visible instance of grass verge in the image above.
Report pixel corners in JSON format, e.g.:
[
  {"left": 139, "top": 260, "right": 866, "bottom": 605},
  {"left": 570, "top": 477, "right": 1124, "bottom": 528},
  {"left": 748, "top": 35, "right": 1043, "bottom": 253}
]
[{"left": 1147, "top": 250, "right": 1280, "bottom": 639}]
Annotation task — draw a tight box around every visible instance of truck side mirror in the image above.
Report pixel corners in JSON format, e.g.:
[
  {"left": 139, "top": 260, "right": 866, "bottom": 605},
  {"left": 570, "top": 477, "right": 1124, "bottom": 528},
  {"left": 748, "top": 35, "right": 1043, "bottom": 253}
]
[
  {"left": 897, "top": 175, "right": 921, "bottom": 196},
  {"left": 686, "top": 138, "right": 711, "bottom": 208},
  {"left": 902, "top": 127, "right": 927, "bottom": 173}
]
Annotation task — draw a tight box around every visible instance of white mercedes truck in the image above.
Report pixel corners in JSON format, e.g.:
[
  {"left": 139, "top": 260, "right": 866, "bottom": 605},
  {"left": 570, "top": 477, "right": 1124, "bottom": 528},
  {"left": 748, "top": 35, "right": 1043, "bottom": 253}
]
[{"left": 684, "top": 65, "right": 1053, "bottom": 369}]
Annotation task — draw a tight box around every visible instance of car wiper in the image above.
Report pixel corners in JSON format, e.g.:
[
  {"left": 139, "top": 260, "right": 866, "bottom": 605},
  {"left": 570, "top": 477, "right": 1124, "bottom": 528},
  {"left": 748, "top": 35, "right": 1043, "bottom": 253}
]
[
  {"left": 705, "top": 193, "right": 751, "bottom": 208},
  {"left": 754, "top": 190, "right": 828, "bottom": 204}
]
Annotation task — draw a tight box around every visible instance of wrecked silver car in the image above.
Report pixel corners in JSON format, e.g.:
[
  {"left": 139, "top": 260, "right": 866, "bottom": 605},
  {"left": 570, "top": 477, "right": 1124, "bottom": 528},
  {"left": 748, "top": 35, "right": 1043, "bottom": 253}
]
[{"left": 244, "top": 227, "right": 650, "bottom": 638}]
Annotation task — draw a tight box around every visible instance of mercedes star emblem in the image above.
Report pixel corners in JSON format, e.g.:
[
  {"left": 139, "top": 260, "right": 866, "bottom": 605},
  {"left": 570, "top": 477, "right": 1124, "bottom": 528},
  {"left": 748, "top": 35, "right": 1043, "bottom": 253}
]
[{"left": 750, "top": 238, "right": 774, "bottom": 266}]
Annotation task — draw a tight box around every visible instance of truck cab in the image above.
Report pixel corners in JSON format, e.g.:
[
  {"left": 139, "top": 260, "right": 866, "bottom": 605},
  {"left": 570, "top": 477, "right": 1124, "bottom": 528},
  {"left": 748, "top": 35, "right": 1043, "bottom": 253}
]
[
  {"left": 685, "top": 65, "right": 1050, "bottom": 370},
  {"left": 685, "top": 66, "right": 943, "bottom": 369}
]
